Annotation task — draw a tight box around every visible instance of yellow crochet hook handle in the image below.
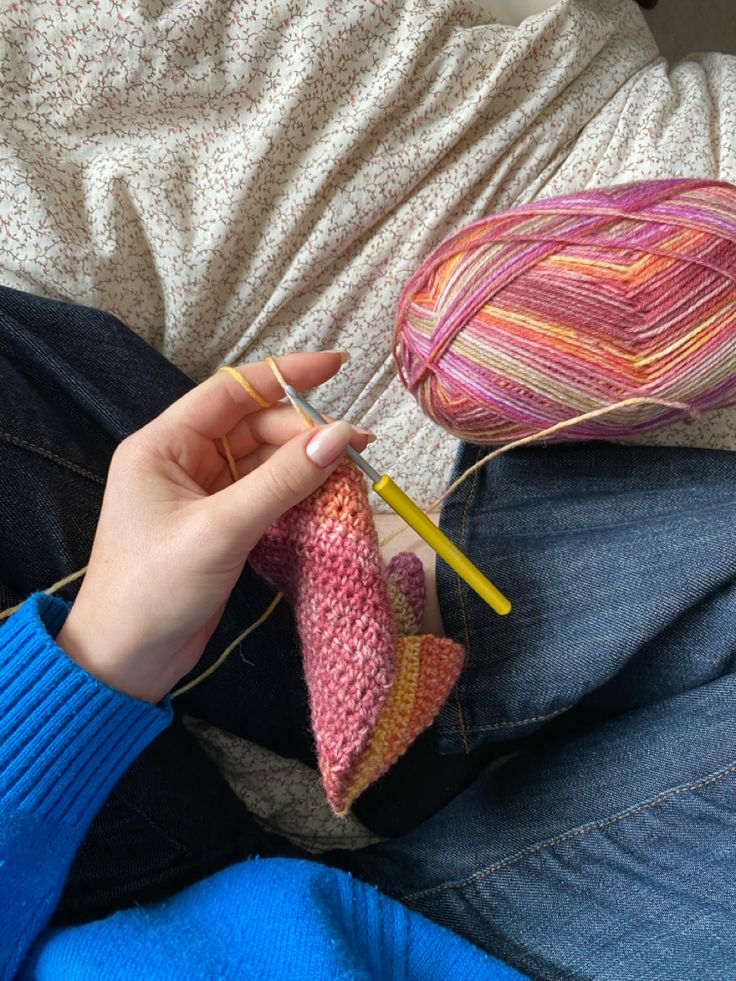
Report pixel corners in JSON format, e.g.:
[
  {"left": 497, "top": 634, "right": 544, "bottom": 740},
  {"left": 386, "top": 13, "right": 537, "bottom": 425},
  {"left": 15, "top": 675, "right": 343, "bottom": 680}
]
[
  {"left": 372, "top": 474, "right": 511, "bottom": 616},
  {"left": 282, "top": 382, "right": 511, "bottom": 616}
]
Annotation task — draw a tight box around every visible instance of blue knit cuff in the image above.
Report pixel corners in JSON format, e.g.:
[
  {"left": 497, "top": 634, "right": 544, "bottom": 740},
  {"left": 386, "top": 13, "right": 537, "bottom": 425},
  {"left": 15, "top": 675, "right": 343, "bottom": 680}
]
[{"left": 0, "top": 593, "right": 171, "bottom": 825}]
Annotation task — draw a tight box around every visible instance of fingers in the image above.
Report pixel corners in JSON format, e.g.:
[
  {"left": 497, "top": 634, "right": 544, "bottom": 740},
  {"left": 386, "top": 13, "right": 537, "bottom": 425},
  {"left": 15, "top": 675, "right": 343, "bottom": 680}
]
[
  {"left": 208, "top": 423, "right": 359, "bottom": 548},
  {"left": 156, "top": 351, "right": 349, "bottom": 440},
  {"left": 223, "top": 403, "right": 374, "bottom": 462},
  {"left": 210, "top": 422, "right": 375, "bottom": 491}
]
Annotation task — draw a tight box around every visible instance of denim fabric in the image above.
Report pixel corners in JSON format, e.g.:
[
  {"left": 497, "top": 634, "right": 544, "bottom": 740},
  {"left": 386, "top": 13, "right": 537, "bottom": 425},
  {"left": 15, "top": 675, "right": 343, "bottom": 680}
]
[
  {"left": 334, "top": 440, "right": 736, "bottom": 979},
  {"left": 57, "top": 721, "right": 303, "bottom": 926},
  {"left": 340, "top": 678, "right": 736, "bottom": 979},
  {"left": 4, "top": 286, "right": 736, "bottom": 979},
  {"left": 432, "top": 441, "right": 736, "bottom": 753},
  {"left": 0, "top": 286, "right": 309, "bottom": 923}
]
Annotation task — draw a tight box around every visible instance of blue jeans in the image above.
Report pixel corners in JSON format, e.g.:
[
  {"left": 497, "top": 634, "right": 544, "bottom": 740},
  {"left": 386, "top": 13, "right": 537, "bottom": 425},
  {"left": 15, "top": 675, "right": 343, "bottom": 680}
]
[
  {"left": 0, "top": 287, "right": 308, "bottom": 923},
  {"left": 338, "top": 442, "right": 736, "bottom": 979},
  {"left": 3, "top": 286, "right": 736, "bottom": 978}
]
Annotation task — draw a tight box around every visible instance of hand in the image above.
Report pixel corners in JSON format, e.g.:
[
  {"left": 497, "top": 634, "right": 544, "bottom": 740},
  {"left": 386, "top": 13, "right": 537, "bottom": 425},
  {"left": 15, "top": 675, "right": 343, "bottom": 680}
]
[{"left": 56, "top": 352, "right": 372, "bottom": 702}]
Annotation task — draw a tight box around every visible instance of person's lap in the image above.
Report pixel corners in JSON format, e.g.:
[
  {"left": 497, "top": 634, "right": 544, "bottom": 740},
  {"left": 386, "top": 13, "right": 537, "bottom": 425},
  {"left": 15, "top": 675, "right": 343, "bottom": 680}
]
[
  {"left": 339, "top": 674, "right": 736, "bottom": 979},
  {"left": 0, "top": 286, "right": 311, "bottom": 922},
  {"left": 2, "top": 287, "right": 736, "bottom": 979},
  {"left": 432, "top": 440, "right": 736, "bottom": 755},
  {"left": 338, "top": 442, "right": 736, "bottom": 977}
]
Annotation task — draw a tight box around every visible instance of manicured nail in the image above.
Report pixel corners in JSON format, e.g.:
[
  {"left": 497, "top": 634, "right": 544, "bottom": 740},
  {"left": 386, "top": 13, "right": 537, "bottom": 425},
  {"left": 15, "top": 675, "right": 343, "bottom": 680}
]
[{"left": 306, "top": 420, "right": 354, "bottom": 467}]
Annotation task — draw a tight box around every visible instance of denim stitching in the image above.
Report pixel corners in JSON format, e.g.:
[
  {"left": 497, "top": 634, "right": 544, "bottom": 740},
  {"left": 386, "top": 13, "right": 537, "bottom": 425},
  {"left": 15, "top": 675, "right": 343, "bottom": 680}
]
[
  {"left": 453, "top": 446, "right": 484, "bottom": 753},
  {"left": 0, "top": 431, "right": 105, "bottom": 485},
  {"left": 449, "top": 448, "right": 572, "bottom": 739},
  {"left": 468, "top": 705, "right": 572, "bottom": 731},
  {"left": 111, "top": 789, "right": 189, "bottom": 853},
  {"left": 400, "top": 759, "right": 736, "bottom": 902}
]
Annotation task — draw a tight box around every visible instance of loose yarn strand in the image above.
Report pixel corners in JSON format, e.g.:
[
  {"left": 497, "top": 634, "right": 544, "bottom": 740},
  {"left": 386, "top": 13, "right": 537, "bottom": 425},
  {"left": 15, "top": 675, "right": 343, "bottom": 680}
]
[
  {"left": 0, "top": 368, "right": 285, "bottom": 692},
  {"left": 220, "top": 364, "right": 273, "bottom": 408},
  {"left": 266, "top": 355, "right": 317, "bottom": 428},
  {"left": 0, "top": 565, "right": 89, "bottom": 621},
  {"left": 430, "top": 395, "right": 692, "bottom": 512},
  {"left": 171, "top": 590, "right": 283, "bottom": 698},
  {"left": 377, "top": 394, "right": 693, "bottom": 551}
]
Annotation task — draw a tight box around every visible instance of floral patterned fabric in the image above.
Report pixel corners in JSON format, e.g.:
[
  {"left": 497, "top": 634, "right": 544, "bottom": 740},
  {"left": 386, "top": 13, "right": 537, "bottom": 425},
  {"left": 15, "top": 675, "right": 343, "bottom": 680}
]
[
  {"left": 186, "top": 718, "right": 384, "bottom": 851},
  {"left": 1, "top": 0, "right": 735, "bottom": 510}
]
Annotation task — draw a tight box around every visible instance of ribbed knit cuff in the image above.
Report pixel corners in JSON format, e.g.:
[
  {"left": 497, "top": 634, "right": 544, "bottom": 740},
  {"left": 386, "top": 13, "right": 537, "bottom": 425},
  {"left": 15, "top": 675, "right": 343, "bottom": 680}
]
[{"left": 0, "top": 593, "right": 171, "bottom": 826}]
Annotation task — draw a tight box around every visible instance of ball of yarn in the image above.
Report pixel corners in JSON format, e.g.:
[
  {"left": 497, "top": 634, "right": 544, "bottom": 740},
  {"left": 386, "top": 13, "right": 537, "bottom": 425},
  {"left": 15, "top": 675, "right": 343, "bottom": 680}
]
[{"left": 393, "top": 179, "right": 736, "bottom": 443}]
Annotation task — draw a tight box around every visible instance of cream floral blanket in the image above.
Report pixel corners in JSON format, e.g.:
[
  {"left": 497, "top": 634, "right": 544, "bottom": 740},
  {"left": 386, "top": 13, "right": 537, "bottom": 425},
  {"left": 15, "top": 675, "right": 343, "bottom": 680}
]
[{"left": 2, "top": 0, "right": 735, "bottom": 508}]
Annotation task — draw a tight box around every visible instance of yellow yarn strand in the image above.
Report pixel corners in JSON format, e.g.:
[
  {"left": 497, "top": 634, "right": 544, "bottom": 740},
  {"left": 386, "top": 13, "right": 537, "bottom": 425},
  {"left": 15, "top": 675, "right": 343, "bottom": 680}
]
[
  {"left": 267, "top": 354, "right": 317, "bottom": 429},
  {"left": 0, "top": 564, "right": 89, "bottom": 621},
  {"left": 219, "top": 365, "right": 273, "bottom": 408},
  {"left": 171, "top": 590, "right": 284, "bottom": 698},
  {"left": 220, "top": 433, "right": 239, "bottom": 483}
]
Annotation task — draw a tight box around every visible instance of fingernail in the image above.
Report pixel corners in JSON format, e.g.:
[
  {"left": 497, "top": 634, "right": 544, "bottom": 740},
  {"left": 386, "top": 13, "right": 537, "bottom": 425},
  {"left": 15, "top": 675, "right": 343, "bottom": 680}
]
[
  {"left": 355, "top": 426, "right": 376, "bottom": 440},
  {"left": 334, "top": 350, "right": 351, "bottom": 364},
  {"left": 306, "top": 420, "right": 354, "bottom": 467}
]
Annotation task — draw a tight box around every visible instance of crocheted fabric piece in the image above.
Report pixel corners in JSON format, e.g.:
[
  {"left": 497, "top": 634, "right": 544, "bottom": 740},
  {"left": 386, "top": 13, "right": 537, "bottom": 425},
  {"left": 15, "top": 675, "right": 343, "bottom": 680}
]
[{"left": 250, "top": 462, "right": 465, "bottom": 815}]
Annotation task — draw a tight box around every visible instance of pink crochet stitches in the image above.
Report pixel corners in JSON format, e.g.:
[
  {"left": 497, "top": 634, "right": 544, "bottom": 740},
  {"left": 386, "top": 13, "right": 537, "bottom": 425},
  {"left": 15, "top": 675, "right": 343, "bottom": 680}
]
[{"left": 250, "top": 461, "right": 465, "bottom": 815}]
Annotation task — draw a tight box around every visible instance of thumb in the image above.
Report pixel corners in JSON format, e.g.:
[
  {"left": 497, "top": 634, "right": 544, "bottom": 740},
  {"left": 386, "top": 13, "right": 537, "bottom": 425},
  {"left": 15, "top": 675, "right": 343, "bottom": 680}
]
[{"left": 210, "top": 420, "right": 356, "bottom": 547}]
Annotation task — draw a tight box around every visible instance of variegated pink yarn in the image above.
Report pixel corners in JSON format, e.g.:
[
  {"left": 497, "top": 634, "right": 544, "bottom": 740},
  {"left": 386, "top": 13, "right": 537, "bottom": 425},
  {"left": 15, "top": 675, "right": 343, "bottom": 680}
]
[
  {"left": 394, "top": 179, "right": 736, "bottom": 443},
  {"left": 250, "top": 462, "right": 464, "bottom": 815}
]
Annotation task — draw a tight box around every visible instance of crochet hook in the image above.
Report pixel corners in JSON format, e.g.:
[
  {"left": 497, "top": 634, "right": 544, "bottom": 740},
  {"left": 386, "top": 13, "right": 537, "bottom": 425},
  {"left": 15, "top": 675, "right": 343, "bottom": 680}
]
[{"left": 283, "top": 384, "right": 512, "bottom": 616}]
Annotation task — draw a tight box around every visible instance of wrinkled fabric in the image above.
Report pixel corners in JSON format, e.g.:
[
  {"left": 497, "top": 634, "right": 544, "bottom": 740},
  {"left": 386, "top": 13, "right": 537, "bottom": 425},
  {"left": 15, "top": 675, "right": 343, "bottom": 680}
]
[
  {"left": 334, "top": 438, "right": 736, "bottom": 980},
  {"left": 433, "top": 440, "right": 736, "bottom": 752},
  {"left": 1, "top": 0, "right": 735, "bottom": 506}
]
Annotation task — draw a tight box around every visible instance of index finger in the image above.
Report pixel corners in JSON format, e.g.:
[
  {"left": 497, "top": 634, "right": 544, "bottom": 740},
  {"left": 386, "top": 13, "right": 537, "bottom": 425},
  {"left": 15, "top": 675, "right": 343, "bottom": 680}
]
[{"left": 156, "top": 351, "right": 350, "bottom": 439}]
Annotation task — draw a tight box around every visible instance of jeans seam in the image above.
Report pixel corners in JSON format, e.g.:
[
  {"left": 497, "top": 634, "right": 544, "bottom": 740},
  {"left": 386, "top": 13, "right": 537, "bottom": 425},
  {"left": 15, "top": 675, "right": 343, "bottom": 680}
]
[
  {"left": 0, "top": 431, "right": 106, "bottom": 485},
  {"left": 111, "top": 790, "right": 189, "bottom": 854},
  {"left": 400, "top": 758, "right": 736, "bottom": 902},
  {"left": 453, "top": 446, "right": 484, "bottom": 753},
  {"left": 467, "top": 705, "right": 572, "bottom": 731}
]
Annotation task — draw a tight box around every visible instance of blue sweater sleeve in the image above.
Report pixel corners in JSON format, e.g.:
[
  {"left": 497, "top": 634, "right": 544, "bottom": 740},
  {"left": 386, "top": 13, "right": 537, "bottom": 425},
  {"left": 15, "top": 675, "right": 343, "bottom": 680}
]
[{"left": 0, "top": 594, "right": 171, "bottom": 979}]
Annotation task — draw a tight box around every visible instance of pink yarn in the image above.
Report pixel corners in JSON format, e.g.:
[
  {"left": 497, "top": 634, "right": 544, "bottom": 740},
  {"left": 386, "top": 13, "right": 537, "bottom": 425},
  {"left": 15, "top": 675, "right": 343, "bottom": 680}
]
[
  {"left": 250, "top": 462, "right": 464, "bottom": 814},
  {"left": 393, "top": 179, "right": 736, "bottom": 444}
]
